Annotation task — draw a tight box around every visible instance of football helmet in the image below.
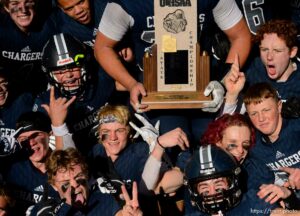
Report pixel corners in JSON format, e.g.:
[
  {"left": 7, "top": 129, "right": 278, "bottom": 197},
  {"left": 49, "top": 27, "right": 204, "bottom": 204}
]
[
  {"left": 184, "top": 144, "right": 242, "bottom": 214},
  {"left": 41, "top": 33, "right": 88, "bottom": 98}
]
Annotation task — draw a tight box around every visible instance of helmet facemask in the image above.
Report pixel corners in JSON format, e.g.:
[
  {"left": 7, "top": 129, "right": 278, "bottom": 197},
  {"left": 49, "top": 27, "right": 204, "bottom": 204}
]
[
  {"left": 49, "top": 64, "right": 87, "bottom": 98},
  {"left": 187, "top": 172, "right": 242, "bottom": 215}
]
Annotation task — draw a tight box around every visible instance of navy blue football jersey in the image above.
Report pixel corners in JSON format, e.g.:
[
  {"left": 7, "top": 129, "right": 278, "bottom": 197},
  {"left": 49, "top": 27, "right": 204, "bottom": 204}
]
[
  {"left": 29, "top": 184, "right": 121, "bottom": 216},
  {"left": 235, "top": 0, "right": 275, "bottom": 35},
  {"left": 4, "top": 160, "right": 48, "bottom": 214},
  {"left": 92, "top": 141, "right": 149, "bottom": 183},
  {"left": 248, "top": 118, "right": 300, "bottom": 186},
  {"left": 0, "top": 12, "right": 58, "bottom": 96},
  {"left": 91, "top": 141, "right": 149, "bottom": 215},
  {"left": 0, "top": 93, "right": 34, "bottom": 157}
]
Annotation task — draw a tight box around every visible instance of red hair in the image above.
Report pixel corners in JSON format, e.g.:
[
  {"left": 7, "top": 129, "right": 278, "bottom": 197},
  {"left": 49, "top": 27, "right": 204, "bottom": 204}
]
[{"left": 200, "top": 113, "right": 255, "bottom": 148}]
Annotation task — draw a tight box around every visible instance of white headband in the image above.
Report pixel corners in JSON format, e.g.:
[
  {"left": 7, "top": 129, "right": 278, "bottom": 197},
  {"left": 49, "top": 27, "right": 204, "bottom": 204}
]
[{"left": 98, "top": 114, "right": 118, "bottom": 125}]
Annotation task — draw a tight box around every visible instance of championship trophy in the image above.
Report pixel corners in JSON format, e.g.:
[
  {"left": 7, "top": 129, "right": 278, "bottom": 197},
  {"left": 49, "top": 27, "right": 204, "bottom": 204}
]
[{"left": 141, "top": 1, "right": 211, "bottom": 109}]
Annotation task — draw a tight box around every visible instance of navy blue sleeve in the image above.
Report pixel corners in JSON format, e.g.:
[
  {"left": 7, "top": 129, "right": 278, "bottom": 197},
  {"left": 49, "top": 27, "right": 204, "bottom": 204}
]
[
  {"left": 176, "top": 150, "right": 192, "bottom": 172},
  {"left": 243, "top": 158, "right": 275, "bottom": 191},
  {"left": 32, "top": 91, "right": 50, "bottom": 114}
]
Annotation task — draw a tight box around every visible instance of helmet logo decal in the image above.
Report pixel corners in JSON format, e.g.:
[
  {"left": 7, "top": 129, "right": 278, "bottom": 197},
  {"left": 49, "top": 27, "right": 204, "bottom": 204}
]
[
  {"left": 199, "top": 145, "right": 215, "bottom": 174},
  {"left": 57, "top": 57, "right": 74, "bottom": 66},
  {"left": 74, "top": 54, "right": 85, "bottom": 66}
]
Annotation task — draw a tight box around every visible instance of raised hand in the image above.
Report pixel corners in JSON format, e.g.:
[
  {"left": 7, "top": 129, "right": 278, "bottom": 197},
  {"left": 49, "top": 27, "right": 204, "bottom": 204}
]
[
  {"left": 41, "top": 86, "right": 76, "bottom": 126},
  {"left": 223, "top": 54, "right": 245, "bottom": 103},
  {"left": 129, "top": 113, "right": 160, "bottom": 152},
  {"left": 121, "top": 182, "right": 143, "bottom": 216}
]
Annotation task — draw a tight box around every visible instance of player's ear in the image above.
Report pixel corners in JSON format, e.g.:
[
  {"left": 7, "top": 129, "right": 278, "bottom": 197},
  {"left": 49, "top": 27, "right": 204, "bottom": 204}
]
[{"left": 290, "top": 46, "right": 298, "bottom": 58}]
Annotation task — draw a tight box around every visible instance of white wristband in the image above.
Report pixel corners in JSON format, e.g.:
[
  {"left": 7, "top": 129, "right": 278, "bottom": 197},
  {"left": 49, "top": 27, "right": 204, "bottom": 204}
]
[
  {"left": 142, "top": 155, "right": 162, "bottom": 190},
  {"left": 51, "top": 123, "right": 69, "bottom": 136}
]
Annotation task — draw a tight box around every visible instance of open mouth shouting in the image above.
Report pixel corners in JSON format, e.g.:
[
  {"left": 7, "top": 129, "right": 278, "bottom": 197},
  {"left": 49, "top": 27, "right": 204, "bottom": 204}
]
[{"left": 266, "top": 64, "right": 277, "bottom": 77}]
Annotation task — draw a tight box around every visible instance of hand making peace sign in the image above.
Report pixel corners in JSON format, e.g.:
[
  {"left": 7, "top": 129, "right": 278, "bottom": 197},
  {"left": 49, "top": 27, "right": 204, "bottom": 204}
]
[{"left": 121, "top": 182, "right": 143, "bottom": 216}]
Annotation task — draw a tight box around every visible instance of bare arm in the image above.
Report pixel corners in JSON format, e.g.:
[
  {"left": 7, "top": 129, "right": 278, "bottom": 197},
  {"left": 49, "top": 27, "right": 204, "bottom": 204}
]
[
  {"left": 154, "top": 167, "right": 184, "bottom": 195},
  {"left": 94, "top": 32, "right": 147, "bottom": 111},
  {"left": 94, "top": 33, "right": 136, "bottom": 91},
  {"left": 223, "top": 18, "right": 251, "bottom": 67}
]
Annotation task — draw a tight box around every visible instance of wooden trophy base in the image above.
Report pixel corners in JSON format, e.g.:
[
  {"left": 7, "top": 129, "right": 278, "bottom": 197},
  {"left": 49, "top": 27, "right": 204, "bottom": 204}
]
[
  {"left": 141, "top": 44, "right": 212, "bottom": 109},
  {"left": 142, "top": 91, "right": 211, "bottom": 109}
]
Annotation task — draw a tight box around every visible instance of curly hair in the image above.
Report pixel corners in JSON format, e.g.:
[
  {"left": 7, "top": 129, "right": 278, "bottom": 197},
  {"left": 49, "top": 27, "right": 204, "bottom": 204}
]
[
  {"left": 200, "top": 113, "right": 255, "bottom": 149},
  {"left": 253, "top": 19, "right": 298, "bottom": 49},
  {"left": 46, "top": 148, "right": 88, "bottom": 185}
]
